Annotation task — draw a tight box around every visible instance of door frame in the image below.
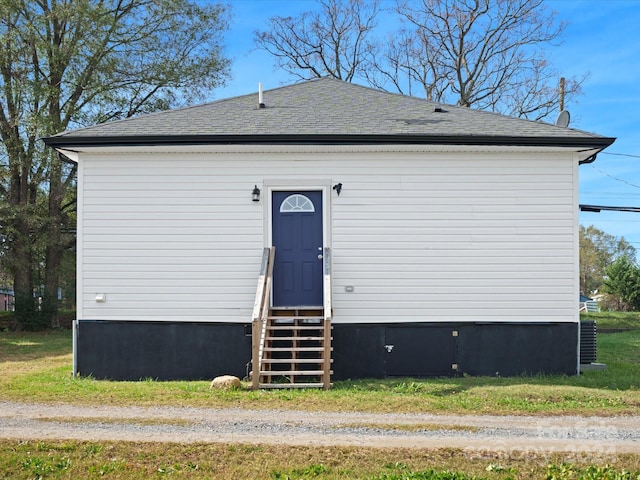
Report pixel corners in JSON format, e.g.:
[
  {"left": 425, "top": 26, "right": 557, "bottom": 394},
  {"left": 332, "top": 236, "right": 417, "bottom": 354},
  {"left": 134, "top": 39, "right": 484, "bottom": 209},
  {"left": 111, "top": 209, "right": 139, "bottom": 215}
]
[
  {"left": 264, "top": 179, "right": 332, "bottom": 251},
  {"left": 264, "top": 180, "right": 332, "bottom": 306}
]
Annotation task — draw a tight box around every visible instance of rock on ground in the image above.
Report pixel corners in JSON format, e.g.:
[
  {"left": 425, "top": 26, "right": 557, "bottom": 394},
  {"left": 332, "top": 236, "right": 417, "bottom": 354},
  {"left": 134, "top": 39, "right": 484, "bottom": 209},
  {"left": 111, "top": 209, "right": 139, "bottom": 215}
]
[{"left": 209, "top": 375, "right": 241, "bottom": 390}]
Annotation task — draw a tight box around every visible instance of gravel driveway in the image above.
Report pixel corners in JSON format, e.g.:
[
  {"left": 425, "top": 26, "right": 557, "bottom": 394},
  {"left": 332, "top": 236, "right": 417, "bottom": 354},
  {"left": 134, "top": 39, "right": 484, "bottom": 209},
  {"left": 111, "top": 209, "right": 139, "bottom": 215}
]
[{"left": 1, "top": 401, "right": 639, "bottom": 458}]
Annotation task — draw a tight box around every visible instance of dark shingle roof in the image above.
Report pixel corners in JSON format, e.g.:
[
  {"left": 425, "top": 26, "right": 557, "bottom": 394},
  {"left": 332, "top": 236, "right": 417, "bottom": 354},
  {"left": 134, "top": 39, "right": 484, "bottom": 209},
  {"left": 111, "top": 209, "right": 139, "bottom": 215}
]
[{"left": 44, "top": 77, "right": 614, "bottom": 149}]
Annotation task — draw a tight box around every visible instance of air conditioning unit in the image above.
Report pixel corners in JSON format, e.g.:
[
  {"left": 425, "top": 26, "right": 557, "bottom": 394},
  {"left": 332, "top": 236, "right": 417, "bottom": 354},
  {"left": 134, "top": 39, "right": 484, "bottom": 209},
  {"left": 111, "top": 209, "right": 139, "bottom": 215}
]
[{"left": 580, "top": 320, "right": 597, "bottom": 364}]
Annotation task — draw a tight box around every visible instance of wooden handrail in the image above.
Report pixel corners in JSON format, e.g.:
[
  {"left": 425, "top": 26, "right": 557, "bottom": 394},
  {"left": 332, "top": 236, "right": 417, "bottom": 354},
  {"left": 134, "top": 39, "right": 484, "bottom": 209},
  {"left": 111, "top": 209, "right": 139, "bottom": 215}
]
[
  {"left": 252, "top": 247, "right": 275, "bottom": 390},
  {"left": 260, "top": 246, "right": 275, "bottom": 346},
  {"left": 323, "top": 247, "right": 332, "bottom": 322},
  {"left": 322, "top": 247, "right": 332, "bottom": 390},
  {"left": 251, "top": 248, "right": 271, "bottom": 323}
]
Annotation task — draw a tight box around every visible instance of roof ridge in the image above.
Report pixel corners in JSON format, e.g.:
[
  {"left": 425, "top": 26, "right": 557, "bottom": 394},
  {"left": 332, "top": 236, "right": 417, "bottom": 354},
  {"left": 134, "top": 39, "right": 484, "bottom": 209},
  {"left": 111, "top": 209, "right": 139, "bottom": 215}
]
[
  {"left": 288, "top": 77, "right": 603, "bottom": 137},
  {"left": 53, "top": 93, "right": 253, "bottom": 138},
  {"left": 54, "top": 79, "right": 325, "bottom": 138},
  {"left": 43, "top": 76, "right": 614, "bottom": 149}
]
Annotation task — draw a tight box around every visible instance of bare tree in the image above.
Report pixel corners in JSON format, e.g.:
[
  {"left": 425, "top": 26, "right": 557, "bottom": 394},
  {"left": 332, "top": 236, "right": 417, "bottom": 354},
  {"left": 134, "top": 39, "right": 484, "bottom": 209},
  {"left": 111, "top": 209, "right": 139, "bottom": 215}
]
[
  {"left": 256, "top": 0, "right": 584, "bottom": 120},
  {"left": 364, "top": 27, "right": 449, "bottom": 100},
  {"left": 386, "top": 0, "right": 583, "bottom": 119},
  {"left": 254, "top": 0, "right": 381, "bottom": 82}
]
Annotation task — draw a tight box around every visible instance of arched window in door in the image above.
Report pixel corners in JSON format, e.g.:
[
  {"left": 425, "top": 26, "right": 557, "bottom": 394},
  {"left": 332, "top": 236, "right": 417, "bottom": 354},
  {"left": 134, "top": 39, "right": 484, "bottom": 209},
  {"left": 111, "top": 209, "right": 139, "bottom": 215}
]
[{"left": 279, "top": 194, "right": 315, "bottom": 213}]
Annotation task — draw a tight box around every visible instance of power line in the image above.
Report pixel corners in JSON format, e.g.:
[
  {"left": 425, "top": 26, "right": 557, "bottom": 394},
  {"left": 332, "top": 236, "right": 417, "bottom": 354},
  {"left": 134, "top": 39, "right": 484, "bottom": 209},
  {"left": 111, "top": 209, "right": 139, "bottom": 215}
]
[
  {"left": 590, "top": 165, "right": 640, "bottom": 189},
  {"left": 602, "top": 152, "right": 640, "bottom": 159}
]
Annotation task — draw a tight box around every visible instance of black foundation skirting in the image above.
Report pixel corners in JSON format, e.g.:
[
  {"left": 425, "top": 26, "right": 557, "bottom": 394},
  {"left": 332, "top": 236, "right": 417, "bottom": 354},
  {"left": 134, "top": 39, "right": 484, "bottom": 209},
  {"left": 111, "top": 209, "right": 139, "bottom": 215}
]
[
  {"left": 332, "top": 322, "right": 579, "bottom": 379},
  {"left": 76, "top": 320, "right": 252, "bottom": 380},
  {"left": 75, "top": 320, "right": 579, "bottom": 381}
]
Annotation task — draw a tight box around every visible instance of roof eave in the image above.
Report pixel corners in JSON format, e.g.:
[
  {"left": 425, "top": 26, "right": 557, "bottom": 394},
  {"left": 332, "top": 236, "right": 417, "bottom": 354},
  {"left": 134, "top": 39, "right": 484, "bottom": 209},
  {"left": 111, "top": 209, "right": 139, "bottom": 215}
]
[{"left": 43, "top": 133, "right": 616, "bottom": 150}]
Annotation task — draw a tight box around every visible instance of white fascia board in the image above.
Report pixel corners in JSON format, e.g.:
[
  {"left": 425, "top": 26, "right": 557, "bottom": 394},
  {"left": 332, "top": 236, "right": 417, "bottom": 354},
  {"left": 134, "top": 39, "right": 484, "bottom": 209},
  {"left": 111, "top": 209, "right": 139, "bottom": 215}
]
[
  {"left": 58, "top": 143, "right": 587, "bottom": 157},
  {"left": 55, "top": 148, "right": 80, "bottom": 163}
]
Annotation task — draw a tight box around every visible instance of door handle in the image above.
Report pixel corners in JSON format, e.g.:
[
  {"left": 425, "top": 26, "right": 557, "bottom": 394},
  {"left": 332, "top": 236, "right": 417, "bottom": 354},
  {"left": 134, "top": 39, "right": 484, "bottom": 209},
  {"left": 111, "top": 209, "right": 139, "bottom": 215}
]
[{"left": 318, "top": 254, "right": 323, "bottom": 260}]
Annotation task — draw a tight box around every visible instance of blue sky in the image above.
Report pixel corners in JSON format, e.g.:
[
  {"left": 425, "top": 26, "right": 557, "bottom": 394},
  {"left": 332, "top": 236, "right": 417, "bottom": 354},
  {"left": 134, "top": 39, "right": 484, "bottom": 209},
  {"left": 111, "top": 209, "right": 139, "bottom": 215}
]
[{"left": 216, "top": 0, "right": 640, "bottom": 247}]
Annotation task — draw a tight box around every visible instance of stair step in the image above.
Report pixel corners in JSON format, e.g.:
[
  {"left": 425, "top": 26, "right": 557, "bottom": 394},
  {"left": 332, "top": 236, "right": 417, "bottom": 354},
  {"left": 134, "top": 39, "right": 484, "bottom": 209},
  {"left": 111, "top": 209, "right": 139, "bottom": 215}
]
[
  {"left": 259, "top": 383, "right": 331, "bottom": 389},
  {"left": 267, "top": 323, "right": 324, "bottom": 330},
  {"left": 259, "top": 370, "right": 329, "bottom": 376},
  {"left": 264, "top": 347, "right": 331, "bottom": 352},
  {"left": 266, "top": 330, "right": 325, "bottom": 335},
  {"left": 269, "top": 306, "right": 323, "bottom": 312},
  {"left": 268, "top": 316, "right": 323, "bottom": 321},
  {"left": 265, "top": 336, "right": 325, "bottom": 341},
  {"left": 268, "top": 319, "right": 324, "bottom": 324},
  {"left": 253, "top": 304, "right": 332, "bottom": 390},
  {"left": 261, "top": 358, "right": 328, "bottom": 364}
]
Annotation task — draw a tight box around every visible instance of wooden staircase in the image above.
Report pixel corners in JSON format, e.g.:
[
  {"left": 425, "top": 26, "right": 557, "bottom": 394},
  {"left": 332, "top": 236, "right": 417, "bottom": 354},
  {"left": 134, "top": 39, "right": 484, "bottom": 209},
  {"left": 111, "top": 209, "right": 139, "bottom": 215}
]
[
  {"left": 256, "top": 307, "right": 332, "bottom": 389},
  {"left": 251, "top": 247, "right": 333, "bottom": 390}
]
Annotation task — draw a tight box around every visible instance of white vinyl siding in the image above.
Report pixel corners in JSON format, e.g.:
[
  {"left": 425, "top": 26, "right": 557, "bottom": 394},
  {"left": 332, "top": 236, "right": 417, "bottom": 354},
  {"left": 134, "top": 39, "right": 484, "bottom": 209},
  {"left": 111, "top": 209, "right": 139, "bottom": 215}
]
[{"left": 77, "top": 148, "right": 577, "bottom": 324}]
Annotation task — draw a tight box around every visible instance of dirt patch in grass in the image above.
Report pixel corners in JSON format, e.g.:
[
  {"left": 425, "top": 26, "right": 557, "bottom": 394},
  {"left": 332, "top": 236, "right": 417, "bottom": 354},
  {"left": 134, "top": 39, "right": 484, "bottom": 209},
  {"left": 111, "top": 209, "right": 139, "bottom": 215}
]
[
  {"left": 38, "top": 416, "right": 196, "bottom": 427},
  {"left": 333, "top": 422, "right": 481, "bottom": 433}
]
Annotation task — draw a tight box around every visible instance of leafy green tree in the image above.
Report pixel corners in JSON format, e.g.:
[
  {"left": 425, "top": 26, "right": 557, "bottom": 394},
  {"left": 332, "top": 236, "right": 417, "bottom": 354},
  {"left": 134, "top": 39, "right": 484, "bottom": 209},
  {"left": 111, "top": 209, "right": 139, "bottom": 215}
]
[
  {"left": 579, "top": 225, "right": 636, "bottom": 297},
  {"left": 0, "top": 0, "right": 230, "bottom": 329},
  {"left": 603, "top": 256, "right": 640, "bottom": 311}
]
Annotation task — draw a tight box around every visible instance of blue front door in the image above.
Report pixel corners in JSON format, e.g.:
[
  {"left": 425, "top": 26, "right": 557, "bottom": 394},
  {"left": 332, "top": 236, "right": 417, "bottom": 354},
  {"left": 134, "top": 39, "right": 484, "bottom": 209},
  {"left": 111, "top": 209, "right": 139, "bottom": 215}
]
[{"left": 272, "top": 191, "right": 323, "bottom": 306}]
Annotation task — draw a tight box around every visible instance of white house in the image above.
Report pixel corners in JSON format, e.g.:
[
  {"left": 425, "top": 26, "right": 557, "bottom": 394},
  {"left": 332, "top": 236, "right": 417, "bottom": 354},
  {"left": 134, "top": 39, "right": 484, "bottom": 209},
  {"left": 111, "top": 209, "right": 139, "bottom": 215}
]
[{"left": 44, "top": 78, "right": 614, "bottom": 386}]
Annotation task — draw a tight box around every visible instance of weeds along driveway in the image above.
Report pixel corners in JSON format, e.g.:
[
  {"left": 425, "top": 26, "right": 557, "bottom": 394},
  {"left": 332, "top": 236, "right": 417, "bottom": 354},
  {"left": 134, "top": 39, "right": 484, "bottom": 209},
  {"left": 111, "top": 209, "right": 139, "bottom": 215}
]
[{"left": 1, "top": 401, "right": 639, "bottom": 456}]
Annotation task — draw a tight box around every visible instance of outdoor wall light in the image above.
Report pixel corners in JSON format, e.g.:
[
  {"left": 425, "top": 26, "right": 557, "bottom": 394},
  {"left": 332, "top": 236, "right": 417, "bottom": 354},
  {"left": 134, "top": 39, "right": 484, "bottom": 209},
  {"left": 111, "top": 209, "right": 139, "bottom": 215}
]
[
  {"left": 252, "top": 185, "right": 261, "bottom": 202},
  {"left": 333, "top": 183, "right": 342, "bottom": 196}
]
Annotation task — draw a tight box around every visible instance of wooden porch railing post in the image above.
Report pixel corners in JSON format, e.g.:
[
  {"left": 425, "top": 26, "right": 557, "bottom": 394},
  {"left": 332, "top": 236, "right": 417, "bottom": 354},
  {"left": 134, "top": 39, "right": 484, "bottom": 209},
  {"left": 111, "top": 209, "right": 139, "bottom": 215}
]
[
  {"left": 251, "top": 320, "right": 261, "bottom": 390},
  {"left": 322, "top": 247, "right": 332, "bottom": 390},
  {"left": 260, "top": 247, "right": 275, "bottom": 386},
  {"left": 251, "top": 248, "right": 272, "bottom": 390}
]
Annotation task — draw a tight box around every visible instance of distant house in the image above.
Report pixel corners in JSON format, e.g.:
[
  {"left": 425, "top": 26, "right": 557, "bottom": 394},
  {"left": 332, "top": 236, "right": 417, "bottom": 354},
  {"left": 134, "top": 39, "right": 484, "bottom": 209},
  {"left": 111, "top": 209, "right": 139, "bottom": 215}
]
[
  {"left": 44, "top": 78, "right": 615, "bottom": 385},
  {"left": 580, "top": 294, "right": 600, "bottom": 313},
  {"left": 0, "top": 288, "right": 14, "bottom": 311}
]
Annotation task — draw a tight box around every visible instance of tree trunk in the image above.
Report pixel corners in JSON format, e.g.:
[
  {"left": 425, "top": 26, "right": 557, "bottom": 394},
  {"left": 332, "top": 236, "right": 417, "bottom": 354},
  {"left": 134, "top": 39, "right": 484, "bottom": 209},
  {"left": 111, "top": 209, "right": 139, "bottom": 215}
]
[
  {"left": 5, "top": 137, "right": 41, "bottom": 330},
  {"left": 42, "top": 152, "right": 65, "bottom": 327},
  {"left": 12, "top": 218, "right": 38, "bottom": 330},
  {"left": 43, "top": 235, "right": 62, "bottom": 327}
]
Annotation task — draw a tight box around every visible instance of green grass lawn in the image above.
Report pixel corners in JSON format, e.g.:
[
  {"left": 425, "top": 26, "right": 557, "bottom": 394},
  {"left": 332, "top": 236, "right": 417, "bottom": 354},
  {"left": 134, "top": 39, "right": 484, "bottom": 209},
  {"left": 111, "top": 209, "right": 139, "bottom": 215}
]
[
  {"left": 0, "top": 440, "right": 638, "bottom": 480},
  {"left": 1, "top": 319, "right": 638, "bottom": 416},
  {"left": 1, "top": 317, "right": 639, "bottom": 479},
  {"left": 581, "top": 311, "right": 640, "bottom": 330}
]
